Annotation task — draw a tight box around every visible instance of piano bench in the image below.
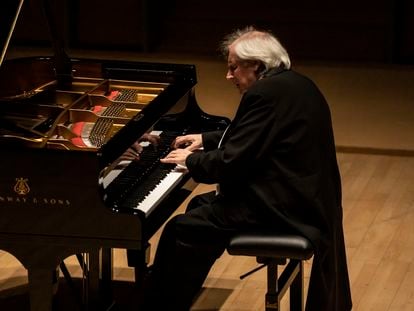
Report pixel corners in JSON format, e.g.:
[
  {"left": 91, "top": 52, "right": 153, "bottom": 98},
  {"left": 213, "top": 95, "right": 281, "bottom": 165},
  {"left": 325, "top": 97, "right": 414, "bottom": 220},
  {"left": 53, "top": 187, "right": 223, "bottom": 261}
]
[{"left": 227, "top": 232, "right": 314, "bottom": 311}]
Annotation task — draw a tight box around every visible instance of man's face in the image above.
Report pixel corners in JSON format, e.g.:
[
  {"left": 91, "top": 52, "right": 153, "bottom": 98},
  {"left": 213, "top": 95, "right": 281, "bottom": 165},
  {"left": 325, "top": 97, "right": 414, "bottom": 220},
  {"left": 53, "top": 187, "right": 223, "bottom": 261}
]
[{"left": 226, "top": 44, "right": 259, "bottom": 94}]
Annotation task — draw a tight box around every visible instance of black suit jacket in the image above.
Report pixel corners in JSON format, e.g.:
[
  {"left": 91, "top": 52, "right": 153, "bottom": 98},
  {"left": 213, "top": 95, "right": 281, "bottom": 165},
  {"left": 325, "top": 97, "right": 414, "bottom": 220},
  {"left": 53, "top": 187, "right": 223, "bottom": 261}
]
[{"left": 186, "top": 68, "right": 352, "bottom": 311}]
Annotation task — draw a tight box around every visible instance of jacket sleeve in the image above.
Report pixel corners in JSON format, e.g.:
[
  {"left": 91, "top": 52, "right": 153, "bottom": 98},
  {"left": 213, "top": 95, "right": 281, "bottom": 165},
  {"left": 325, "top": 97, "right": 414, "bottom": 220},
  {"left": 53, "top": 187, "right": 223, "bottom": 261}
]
[
  {"left": 201, "top": 130, "right": 224, "bottom": 151},
  {"left": 186, "top": 91, "right": 278, "bottom": 184}
]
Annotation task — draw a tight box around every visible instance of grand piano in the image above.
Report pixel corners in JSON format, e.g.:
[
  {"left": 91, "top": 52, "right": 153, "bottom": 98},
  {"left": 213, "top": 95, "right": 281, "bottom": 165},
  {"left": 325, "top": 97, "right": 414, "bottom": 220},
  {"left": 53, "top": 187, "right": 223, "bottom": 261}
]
[{"left": 0, "top": 1, "right": 230, "bottom": 310}]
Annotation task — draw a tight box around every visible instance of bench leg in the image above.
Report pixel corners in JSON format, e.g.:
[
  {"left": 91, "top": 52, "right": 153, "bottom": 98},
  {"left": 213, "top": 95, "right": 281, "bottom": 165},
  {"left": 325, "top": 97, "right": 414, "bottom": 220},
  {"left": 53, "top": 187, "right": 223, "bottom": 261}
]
[
  {"left": 265, "top": 264, "right": 280, "bottom": 311},
  {"left": 290, "top": 260, "right": 304, "bottom": 311},
  {"left": 264, "top": 259, "right": 305, "bottom": 311}
]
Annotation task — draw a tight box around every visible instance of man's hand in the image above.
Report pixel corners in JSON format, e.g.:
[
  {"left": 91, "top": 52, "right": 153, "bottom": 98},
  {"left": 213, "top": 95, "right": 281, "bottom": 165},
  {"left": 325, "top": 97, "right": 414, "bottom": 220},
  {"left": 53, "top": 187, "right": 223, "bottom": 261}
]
[
  {"left": 173, "top": 134, "right": 203, "bottom": 151},
  {"left": 160, "top": 148, "right": 193, "bottom": 167}
]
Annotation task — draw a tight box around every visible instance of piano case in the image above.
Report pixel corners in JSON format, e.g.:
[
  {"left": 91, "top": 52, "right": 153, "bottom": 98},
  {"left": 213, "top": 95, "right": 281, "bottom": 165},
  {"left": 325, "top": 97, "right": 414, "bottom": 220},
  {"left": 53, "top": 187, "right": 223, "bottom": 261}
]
[{"left": 0, "top": 1, "right": 230, "bottom": 310}]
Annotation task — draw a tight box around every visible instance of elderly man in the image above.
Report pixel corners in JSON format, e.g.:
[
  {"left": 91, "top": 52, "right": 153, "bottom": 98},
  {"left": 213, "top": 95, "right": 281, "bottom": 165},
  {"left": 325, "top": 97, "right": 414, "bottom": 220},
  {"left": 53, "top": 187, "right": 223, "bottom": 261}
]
[{"left": 142, "top": 26, "right": 352, "bottom": 311}]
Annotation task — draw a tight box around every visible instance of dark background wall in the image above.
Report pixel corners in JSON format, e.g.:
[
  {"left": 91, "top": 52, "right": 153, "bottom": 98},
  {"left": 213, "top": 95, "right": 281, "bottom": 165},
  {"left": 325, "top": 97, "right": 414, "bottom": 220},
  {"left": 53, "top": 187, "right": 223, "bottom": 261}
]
[{"left": 11, "top": 0, "right": 414, "bottom": 64}]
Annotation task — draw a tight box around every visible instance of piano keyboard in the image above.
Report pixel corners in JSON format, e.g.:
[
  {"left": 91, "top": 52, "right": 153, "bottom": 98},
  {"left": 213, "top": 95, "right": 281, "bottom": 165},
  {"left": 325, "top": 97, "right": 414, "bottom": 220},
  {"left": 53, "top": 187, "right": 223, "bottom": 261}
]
[
  {"left": 101, "top": 131, "right": 187, "bottom": 216},
  {"left": 126, "top": 166, "right": 185, "bottom": 215}
]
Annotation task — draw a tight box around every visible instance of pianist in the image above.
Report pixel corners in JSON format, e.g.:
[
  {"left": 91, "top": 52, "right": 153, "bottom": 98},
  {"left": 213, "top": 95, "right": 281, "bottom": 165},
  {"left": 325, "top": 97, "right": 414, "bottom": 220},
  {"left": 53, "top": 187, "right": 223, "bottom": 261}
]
[{"left": 142, "top": 26, "right": 352, "bottom": 311}]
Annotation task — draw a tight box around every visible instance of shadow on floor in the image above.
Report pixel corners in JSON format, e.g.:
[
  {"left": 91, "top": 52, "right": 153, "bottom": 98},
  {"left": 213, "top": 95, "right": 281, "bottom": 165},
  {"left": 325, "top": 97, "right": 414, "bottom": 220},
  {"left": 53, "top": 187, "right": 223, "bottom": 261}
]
[{"left": 0, "top": 278, "right": 142, "bottom": 311}]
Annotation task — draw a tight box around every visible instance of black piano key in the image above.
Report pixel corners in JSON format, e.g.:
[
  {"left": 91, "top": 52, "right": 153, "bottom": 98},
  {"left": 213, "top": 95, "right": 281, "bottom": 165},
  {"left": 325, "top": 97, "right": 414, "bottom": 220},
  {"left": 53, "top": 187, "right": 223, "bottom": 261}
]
[
  {"left": 104, "top": 131, "right": 183, "bottom": 207},
  {"left": 120, "top": 164, "right": 173, "bottom": 209}
]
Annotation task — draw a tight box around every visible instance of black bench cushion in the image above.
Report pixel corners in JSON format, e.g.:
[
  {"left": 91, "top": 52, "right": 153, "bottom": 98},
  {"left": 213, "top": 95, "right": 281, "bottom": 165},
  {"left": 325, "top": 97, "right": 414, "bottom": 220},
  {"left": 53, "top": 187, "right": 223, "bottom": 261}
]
[{"left": 227, "top": 233, "right": 314, "bottom": 260}]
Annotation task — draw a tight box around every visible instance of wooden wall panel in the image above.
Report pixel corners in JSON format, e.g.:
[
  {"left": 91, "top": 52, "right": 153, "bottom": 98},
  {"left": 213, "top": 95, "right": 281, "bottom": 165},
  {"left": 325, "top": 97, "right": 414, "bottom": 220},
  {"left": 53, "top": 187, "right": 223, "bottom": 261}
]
[{"left": 8, "top": 0, "right": 414, "bottom": 64}]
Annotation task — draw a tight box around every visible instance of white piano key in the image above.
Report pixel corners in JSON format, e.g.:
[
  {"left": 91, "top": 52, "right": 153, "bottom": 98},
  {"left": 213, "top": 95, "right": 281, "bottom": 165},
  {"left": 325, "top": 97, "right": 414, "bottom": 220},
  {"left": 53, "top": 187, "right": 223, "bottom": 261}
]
[{"left": 134, "top": 169, "right": 184, "bottom": 215}]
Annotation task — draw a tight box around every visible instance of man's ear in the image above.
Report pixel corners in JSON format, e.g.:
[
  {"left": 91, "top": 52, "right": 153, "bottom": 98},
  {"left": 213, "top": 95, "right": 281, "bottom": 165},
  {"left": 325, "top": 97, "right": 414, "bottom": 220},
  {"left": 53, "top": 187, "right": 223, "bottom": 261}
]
[{"left": 255, "top": 62, "right": 266, "bottom": 76}]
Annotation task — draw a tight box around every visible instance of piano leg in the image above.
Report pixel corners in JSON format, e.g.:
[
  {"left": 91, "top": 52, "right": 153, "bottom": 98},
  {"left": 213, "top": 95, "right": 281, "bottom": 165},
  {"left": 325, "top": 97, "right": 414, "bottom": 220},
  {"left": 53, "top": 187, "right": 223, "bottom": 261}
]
[
  {"left": 101, "top": 248, "right": 114, "bottom": 307},
  {"left": 87, "top": 250, "right": 101, "bottom": 309},
  {"left": 71, "top": 250, "right": 109, "bottom": 310},
  {"left": 26, "top": 250, "right": 109, "bottom": 311},
  {"left": 27, "top": 268, "right": 54, "bottom": 311}
]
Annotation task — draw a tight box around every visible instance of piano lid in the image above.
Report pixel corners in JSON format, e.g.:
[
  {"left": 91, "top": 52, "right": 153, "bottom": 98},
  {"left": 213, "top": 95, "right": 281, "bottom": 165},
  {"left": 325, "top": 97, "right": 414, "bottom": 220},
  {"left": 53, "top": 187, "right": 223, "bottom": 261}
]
[
  {"left": 0, "top": 0, "right": 72, "bottom": 86},
  {"left": 0, "top": 0, "right": 24, "bottom": 67},
  {"left": 0, "top": 0, "right": 200, "bottom": 171}
]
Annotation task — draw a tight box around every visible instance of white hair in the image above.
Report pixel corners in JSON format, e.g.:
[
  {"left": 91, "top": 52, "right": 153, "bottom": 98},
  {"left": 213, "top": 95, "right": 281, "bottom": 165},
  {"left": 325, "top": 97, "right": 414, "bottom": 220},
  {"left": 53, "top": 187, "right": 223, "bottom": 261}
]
[{"left": 220, "top": 26, "right": 291, "bottom": 70}]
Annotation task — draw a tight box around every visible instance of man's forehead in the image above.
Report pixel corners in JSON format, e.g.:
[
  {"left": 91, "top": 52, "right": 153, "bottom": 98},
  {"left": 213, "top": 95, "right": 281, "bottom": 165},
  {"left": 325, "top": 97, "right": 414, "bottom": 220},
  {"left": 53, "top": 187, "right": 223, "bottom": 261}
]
[{"left": 227, "top": 46, "right": 239, "bottom": 64}]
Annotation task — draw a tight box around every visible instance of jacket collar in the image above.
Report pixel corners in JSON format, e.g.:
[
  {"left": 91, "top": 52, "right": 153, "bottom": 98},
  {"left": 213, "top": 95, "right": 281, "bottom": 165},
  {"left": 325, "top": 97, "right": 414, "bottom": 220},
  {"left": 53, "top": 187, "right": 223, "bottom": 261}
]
[{"left": 260, "top": 65, "right": 288, "bottom": 79}]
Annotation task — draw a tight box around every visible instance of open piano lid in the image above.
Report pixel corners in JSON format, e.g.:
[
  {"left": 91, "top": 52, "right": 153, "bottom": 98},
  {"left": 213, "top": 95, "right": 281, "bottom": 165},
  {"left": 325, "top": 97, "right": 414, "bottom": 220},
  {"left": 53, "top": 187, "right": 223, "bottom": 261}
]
[
  {"left": 0, "top": 0, "right": 200, "bottom": 169},
  {"left": 0, "top": 0, "right": 24, "bottom": 67}
]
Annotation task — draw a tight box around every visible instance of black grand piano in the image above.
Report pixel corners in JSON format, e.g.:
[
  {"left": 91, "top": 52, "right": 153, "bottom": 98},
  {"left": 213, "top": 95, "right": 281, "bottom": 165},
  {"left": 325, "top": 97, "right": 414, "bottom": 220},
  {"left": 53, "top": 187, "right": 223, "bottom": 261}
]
[{"left": 0, "top": 1, "right": 230, "bottom": 310}]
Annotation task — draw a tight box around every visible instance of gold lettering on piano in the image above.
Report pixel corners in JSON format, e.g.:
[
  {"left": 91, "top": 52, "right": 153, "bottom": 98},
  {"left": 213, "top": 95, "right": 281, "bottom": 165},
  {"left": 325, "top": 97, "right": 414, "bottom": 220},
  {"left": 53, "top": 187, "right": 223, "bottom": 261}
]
[
  {"left": 14, "top": 177, "right": 30, "bottom": 195},
  {"left": 0, "top": 177, "right": 72, "bottom": 207},
  {"left": 0, "top": 195, "right": 71, "bottom": 206}
]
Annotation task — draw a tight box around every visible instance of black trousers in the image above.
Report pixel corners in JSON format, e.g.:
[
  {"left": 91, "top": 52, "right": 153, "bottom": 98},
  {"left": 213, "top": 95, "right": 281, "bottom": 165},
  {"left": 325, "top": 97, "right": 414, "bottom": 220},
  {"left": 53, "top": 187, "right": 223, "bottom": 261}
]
[{"left": 141, "top": 191, "right": 277, "bottom": 310}]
